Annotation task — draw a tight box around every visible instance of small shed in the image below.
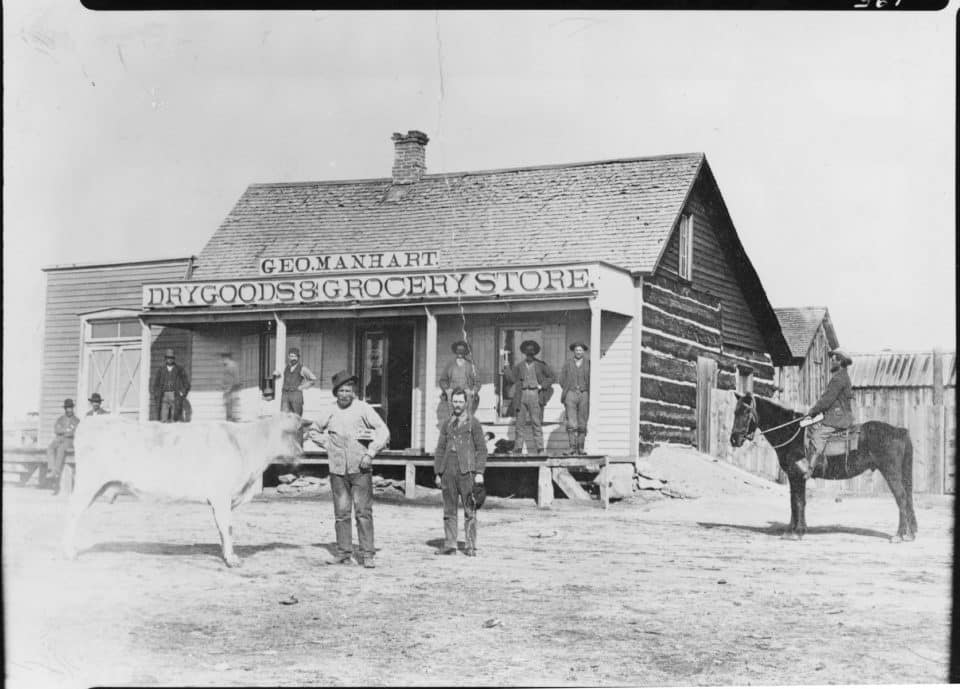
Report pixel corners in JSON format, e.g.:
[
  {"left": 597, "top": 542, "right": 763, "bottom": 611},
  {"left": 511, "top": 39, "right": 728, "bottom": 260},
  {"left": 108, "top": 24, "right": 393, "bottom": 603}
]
[
  {"left": 844, "top": 350, "right": 956, "bottom": 495},
  {"left": 773, "top": 307, "right": 839, "bottom": 410}
]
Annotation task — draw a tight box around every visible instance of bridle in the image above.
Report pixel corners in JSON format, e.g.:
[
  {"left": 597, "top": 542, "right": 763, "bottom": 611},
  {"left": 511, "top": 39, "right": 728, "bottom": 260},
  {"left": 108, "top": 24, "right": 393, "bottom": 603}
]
[{"left": 735, "top": 396, "right": 805, "bottom": 449}]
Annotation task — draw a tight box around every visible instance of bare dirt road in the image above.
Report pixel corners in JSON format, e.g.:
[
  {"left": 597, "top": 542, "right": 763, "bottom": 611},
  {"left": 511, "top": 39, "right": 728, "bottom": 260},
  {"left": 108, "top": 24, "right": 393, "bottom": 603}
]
[{"left": 3, "top": 458, "right": 953, "bottom": 688}]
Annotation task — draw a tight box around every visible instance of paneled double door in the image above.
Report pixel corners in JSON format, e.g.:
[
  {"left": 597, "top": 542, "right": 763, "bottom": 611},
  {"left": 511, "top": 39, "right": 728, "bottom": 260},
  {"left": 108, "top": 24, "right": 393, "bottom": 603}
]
[{"left": 85, "top": 344, "right": 142, "bottom": 419}]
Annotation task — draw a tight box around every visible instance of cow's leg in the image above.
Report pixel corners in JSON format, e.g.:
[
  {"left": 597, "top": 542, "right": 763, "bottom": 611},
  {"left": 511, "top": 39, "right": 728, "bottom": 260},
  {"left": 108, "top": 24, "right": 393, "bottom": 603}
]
[
  {"left": 208, "top": 498, "right": 239, "bottom": 567},
  {"left": 62, "top": 476, "right": 110, "bottom": 559}
]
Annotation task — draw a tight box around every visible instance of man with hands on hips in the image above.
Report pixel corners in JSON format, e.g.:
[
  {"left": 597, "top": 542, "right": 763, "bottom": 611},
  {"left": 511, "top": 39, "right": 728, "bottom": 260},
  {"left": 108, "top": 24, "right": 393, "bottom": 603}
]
[
  {"left": 433, "top": 387, "right": 488, "bottom": 557},
  {"left": 306, "top": 370, "right": 389, "bottom": 568}
]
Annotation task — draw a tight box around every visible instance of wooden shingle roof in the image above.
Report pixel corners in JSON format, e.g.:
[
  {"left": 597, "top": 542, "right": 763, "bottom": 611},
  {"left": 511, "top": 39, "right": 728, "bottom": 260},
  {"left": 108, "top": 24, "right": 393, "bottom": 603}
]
[
  {"left": 192, "top": 153, "right": 705, "bottom": 279},
  {"left": 774, "top": 307, "right": 839, "bottom": 360}
]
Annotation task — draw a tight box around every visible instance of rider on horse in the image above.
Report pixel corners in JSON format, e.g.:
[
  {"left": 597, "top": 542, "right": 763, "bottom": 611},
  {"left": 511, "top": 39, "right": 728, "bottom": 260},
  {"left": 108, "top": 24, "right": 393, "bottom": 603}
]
[{"left": 802, "top": 348, "right": 855, "bottom": 479}]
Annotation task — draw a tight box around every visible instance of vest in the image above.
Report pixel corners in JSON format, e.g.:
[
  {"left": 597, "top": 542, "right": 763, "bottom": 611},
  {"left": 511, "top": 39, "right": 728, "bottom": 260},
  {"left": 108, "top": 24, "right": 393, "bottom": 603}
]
[{"left": 283, "top": 364, "right": 304, "bottom": 392}]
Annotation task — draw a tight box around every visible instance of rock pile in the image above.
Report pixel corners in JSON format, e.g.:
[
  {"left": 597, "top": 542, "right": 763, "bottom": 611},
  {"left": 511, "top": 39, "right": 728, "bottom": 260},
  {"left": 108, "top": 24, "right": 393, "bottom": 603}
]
[{"left": 276, "top": 474, "right": 329, "bottom": 495}]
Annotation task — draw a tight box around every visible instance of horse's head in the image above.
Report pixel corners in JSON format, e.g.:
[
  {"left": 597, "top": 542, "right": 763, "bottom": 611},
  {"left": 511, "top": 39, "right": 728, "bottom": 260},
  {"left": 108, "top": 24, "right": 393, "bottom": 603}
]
[{"left": 729, "top": 392, "right": 759, "bottom": 448}]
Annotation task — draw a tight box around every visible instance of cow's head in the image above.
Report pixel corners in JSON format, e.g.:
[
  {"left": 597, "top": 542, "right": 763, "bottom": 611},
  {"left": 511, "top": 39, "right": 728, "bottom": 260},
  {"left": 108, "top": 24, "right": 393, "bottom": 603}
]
[{"left": 273, "top": 412, "right": 311, "bottom": 463}]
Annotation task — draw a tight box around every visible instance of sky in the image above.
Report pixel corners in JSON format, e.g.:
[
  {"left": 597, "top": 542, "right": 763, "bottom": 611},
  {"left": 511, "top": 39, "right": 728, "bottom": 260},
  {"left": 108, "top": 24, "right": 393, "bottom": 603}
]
[{"left": 2, "top": 6, "right": 956, "bottom": 419}]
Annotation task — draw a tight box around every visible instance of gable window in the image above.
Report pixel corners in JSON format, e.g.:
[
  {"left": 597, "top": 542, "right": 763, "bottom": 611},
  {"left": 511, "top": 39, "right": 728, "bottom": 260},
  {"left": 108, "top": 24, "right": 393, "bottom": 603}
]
[{"left": 678, "top": 213, "right": 694, "bottom": 281}]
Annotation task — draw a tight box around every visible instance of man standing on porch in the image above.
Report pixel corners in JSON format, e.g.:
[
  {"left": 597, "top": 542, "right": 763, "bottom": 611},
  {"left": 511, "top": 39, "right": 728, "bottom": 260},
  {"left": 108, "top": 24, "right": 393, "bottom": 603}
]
[
  {"left": 560, "top": 342, "right": 591, "bottom": 455},
  {"left": 307, "top": 370, "right": 390, "bottom": 568},
  {"left": 439, "top": 340, "right": 480, "bottom": 416},
  {"left": 433, "top": 388, "right": 487, "bottom": 557},
  {"left": 274, "top": 347, "right": 316, "bottom": 416},
  {"left": 150, "top": 349, "right": 190, "bottom": 422},
  {"left": 503, "top": 340, "right": 555, "bottom": 455}
]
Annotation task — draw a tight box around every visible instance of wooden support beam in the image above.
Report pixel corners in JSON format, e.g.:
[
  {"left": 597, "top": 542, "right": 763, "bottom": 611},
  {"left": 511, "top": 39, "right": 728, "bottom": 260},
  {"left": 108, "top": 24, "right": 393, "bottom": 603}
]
[
  {"left": 536, "top": 465, "right": 553, "bottom": 508},
  {"left": 405, "top": 462, "right": 416, "bottom": 499},
  {"left": 424, "top": 307, "right": 439, "bottom": 454},
  {"left": 139, "top": 319, "right": 152, "bottom": 422},
  {"left": 550, "top": 467, "right": 593, "bottom": 503}
]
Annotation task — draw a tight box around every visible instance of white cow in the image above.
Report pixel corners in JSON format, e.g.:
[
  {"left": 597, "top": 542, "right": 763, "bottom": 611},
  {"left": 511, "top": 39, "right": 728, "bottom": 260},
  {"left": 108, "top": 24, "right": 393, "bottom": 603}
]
[{"left": 63, "top": 412, "right": 307, "bottom": 567}]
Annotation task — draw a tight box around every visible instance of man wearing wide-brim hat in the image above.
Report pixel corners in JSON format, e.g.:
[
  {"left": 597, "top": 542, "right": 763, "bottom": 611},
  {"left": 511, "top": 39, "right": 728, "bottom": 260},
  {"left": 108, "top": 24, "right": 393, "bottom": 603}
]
[
  {"left": 502, "top": 340, "right": 556, "bottom": 454},
  {"left": 559, "top": 342, "right": 591, "bottom": 455},
  {"left": 802, "top": 348, "right": 855, "bottom": 479},
  {"left": 150, "top": 348, "right": 191, "bottom": 422},
  {"left": 439, "top": 340, "right": 480, "bottom": 416},
  {"left": 306, "top": 370, "right": 390, "bottom": 568},
  {"left": 46, "top": 398, "right": 79, "bottom": 493},
  {"left": 86, "top": 392, "right": 109, "bottom": 417}
]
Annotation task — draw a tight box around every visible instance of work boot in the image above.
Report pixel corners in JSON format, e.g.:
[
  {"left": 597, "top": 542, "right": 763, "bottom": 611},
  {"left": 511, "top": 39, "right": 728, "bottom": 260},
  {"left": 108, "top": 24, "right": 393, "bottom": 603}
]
[
  {"left": 577, "top": 433, "right": 586, "bottom": 455},
  {"left": 565, "top": 431, "right": 577, "bottom": 456}
]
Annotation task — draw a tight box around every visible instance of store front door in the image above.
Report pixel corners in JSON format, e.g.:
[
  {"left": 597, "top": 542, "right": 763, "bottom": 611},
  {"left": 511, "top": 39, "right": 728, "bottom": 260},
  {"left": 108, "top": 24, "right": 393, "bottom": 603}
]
[{"left": 356, "top": 324, "right": 414, "bottom": 449}]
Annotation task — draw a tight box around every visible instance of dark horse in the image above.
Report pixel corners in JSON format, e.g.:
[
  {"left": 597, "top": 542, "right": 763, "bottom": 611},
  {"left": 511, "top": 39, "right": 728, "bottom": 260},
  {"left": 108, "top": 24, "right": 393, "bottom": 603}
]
[{"left": 729, "top": 392, "right": 917, "bottom": 542}]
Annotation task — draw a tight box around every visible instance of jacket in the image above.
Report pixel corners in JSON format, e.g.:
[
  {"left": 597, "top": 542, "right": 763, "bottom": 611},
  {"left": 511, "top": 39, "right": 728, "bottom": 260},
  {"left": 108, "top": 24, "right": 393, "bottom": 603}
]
[
  {"left": 808, "top": 367, "right": 854, "bottom": 428},
  {"left": 559, "top": 358, "right": 591, "bottom": 403},
  {"left": 150, "top": 363, "right": 190, "bottom": 399},
  {"left": 503, "top": 358, "right": 555, "bottom": 415},
  {"left": 434, "top": 413, "right": 488, "bottom": 475}
]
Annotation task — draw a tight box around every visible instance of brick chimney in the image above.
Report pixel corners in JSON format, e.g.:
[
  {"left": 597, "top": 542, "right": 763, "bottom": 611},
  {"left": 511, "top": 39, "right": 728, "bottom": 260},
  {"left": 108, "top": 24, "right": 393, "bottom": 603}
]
[{"left": 391, "top": 130, "right": 429, "bottom": 184}]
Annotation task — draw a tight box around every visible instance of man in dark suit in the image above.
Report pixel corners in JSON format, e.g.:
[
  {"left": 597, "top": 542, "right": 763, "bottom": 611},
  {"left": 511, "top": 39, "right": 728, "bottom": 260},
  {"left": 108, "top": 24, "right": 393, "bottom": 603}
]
[
  {"left": 433, "top": 388, "right": 487, "bottom": 556},
  {"left": 150, "top": 349, "right": 190, "bottom": 422},
  {"left": 502, "top": 340, "right": 555, "bottom": 455},
  {"left": 803, "top": 348, "right": 855, "bottom": 479}
]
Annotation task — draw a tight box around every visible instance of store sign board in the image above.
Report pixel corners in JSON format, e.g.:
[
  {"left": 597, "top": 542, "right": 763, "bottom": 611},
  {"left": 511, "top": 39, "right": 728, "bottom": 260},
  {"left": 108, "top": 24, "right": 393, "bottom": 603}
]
[
  {"left": 143, "top": 266, "right": 595, "bottom": 309},
  {"left": 259, "top": 251, "right": 439, "bottom": 275}
]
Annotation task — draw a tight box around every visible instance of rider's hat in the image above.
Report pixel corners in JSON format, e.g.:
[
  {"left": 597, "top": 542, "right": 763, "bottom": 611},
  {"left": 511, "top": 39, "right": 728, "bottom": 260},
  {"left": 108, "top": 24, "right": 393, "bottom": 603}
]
[{"left": 828, "top": 348, "right": 853, "bottom": 367}]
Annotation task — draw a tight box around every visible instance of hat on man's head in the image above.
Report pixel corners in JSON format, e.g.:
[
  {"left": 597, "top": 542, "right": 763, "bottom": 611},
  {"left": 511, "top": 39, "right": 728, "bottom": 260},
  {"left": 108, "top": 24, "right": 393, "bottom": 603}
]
[
  {"left": 88, "top": 393, "right": 103, "bottom": 404},
  {"left": 451, "top": 340, "right": 470, "bottom": 354},
  {"left": 288, "top": 347, "right": 301, "bottom": 358},
  {"left": 569, "top": 342, "right": 589, "bottom": 352},
  {"left": 828, "top": 348, "right": 853, "bottom": 367},
  {"left": 63, "top": 398, "right": 75, "bottom": 408},
  {"left": 163, "top": 349, "right": 176, "bottom": 359},
  {"left": 519, "top": 340, "right": 541, "bottom": 356},
  {"left": 330, "top": 370, "right": 359, "bottom": 396}
]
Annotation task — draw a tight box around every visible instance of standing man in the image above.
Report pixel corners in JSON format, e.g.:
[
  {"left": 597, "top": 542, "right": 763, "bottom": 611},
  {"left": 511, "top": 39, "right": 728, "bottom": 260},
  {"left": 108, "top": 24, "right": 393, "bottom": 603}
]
[
  {"left": 502, "top": 340, "right": 555, "bottom": 455},
  {"left": 221, "top": 351, "right": 241, "bottom": 421},
  {"left": 307, "top": 370, "right": 390, "bottom": 568},
  {"left": 275, "top": 347, "right": 316, "bottom": 416},
  {"left": 150, "top": 349, "right": 190, "bottom": 422},
  {"left": 803, "top": 348, "right": 855, "bottom": 479},
  {"left": 46, "top": 398, "right": 79, "bottom": 493},
  {"left": 439, "top": 340, "right": 480, "bottom": 416},
  {"left": 85, "top": 393, "right": 109, "bottom": 417},
  {"left": 433, "top": 388, "right": 487, "bottom": 556},
  {"left": 559, "top": 342, "right": 591, "bottom": 455}
]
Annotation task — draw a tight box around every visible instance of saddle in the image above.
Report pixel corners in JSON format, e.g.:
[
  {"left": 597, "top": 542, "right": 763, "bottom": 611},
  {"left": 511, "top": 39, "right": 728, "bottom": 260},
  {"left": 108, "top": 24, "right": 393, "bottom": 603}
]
[{"left": 823, "top": 425, "right": 861, "bottom": 457}]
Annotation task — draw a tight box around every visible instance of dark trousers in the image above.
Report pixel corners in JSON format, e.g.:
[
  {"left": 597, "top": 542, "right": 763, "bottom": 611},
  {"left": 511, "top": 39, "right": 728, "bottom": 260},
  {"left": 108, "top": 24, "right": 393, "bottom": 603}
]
[
  {"left": 442, "top": 469, "right": 477, "bottom": 551},
  {"left": 46, "top": 437, "right": 72, "bottom": 477},
  {"left": 281, "top": 390, "right": 303, "bottom": 416},
  {"left": 564, "top": 390, "right": 590, "bottom": 432},
  {"left": 516, "top": 389, "right": 544, "bottom": 452},
  {"left": 330, "top": 472, "right": 375, "bottom": 559}
]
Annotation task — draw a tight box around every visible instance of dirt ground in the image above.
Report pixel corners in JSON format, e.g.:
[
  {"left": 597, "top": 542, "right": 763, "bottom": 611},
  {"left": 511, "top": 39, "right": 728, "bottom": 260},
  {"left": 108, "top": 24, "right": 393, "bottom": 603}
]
[{"left": 3, "top": 455, "right": 954, "bottom": 688}]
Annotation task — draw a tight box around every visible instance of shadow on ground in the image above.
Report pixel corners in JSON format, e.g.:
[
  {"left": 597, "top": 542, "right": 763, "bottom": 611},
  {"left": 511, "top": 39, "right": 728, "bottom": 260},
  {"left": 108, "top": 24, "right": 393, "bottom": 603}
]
[
  {"left": 81, "top": 541, "right": 300, "bottom": 558},
  {"left": 697, "top": 521, "right": 891, "bottom": 540}
]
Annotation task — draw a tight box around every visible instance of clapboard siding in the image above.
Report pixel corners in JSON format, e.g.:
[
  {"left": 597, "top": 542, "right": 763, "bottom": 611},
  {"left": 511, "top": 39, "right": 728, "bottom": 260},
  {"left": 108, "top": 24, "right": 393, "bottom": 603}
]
[
  {"left": 40, "top": 259, "right": 191, "bottom": 443},
  {"left": 593, "top": 312, "right": 633, "bottom": 456}
]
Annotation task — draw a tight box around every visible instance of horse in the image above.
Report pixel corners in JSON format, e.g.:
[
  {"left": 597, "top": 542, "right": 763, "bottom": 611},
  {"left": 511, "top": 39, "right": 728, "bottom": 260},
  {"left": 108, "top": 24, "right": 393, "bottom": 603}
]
[{"left": 729, "top": 392, "right": 917, "bottom": 542}]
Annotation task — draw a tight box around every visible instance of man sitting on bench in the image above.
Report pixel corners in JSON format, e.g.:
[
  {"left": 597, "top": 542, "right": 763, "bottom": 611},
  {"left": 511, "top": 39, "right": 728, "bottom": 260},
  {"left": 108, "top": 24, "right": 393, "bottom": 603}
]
[{"left": 46, "top": 398, "right": 80, "bottom": 494}]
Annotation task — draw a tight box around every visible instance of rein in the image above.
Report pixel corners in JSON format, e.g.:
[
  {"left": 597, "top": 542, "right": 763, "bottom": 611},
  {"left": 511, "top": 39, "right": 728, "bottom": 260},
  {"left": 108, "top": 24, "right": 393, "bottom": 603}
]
[{"left": 737, "top": 396, "right": 805, "bottom": 449}]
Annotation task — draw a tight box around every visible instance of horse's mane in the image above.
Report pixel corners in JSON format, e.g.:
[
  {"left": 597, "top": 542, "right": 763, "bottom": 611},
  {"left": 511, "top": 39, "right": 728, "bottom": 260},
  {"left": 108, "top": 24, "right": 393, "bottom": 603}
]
[{"left": 749, "top": 393, "right": 804, "bottom": 422}]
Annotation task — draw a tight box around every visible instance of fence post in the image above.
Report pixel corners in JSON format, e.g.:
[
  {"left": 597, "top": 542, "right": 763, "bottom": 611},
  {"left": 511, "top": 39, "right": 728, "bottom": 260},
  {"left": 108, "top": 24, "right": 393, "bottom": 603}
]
[{"left": 932, "top": 349, "right": 944, "bottom": 494}]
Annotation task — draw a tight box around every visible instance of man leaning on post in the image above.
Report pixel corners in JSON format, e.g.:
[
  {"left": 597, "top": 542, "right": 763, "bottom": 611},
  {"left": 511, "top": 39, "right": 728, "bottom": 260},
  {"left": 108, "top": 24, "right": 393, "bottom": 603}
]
[
  {"left": 433, "top": 387, "right": 487, "bottom": 557},
  {"left": 306, "top": 370, "right": 389, "bottom": 568}
]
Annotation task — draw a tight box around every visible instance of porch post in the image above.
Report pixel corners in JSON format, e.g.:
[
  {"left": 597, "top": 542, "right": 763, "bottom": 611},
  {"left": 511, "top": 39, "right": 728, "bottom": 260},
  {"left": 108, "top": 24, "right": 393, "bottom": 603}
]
[
  {"left": 424, "top": 307, "right": 439, "bottom": 453},
  {"left": 273, "top": 313, "right": 287, "bottom": 415},
  {"left": 585, "top": 300, "right": 602, "bottom": 454},
  {"left": 629, "top": 277, "right": 643, "bottom": 460},
  {"left": 139, "top": 319, "right": 152, "bottom": 422}
]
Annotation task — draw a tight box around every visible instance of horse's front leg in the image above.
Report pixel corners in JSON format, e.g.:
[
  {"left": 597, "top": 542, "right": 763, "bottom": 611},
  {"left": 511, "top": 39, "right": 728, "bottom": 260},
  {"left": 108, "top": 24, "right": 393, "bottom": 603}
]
[{"left": 783, "top": 471, "right": 806, "bottom": 540}]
